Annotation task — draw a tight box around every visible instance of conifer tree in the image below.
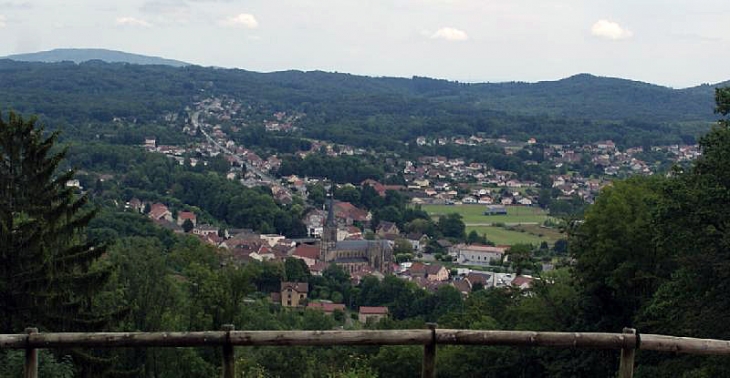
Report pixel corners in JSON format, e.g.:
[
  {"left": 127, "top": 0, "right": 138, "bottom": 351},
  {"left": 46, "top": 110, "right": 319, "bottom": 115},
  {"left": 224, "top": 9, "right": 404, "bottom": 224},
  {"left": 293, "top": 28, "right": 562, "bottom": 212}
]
[{"left": 0, "top": 112, "right": 112, "bottom": 350}]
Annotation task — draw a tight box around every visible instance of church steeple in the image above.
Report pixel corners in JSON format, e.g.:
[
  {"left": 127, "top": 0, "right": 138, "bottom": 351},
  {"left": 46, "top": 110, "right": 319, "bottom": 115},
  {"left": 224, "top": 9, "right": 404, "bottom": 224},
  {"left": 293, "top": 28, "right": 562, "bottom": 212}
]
[{"left": 320, "top": 182, "right": 337, "bottom": 261}]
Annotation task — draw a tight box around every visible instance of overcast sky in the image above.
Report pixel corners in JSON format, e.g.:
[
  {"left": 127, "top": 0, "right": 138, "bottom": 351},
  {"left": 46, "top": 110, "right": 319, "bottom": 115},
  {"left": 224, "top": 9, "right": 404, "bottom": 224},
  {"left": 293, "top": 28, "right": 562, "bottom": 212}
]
[{"left": 1, "top": 0, "right": 728, "bottom": 88}]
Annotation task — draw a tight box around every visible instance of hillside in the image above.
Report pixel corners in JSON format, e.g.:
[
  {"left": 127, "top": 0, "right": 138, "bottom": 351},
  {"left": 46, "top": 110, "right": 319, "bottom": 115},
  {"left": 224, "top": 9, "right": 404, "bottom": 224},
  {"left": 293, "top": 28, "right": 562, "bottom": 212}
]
[
  {"left": 0, "top": 59, "right": 724, "bottom": 147},
  {"left": 3, "top": 48, "right": 190, "bottom": 67}
]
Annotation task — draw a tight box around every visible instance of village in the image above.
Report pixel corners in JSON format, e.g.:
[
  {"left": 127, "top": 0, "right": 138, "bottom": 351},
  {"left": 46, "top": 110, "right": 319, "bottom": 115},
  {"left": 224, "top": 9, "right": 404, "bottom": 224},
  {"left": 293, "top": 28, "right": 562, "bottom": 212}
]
[{"left": 107, "top": 96, "right": 701, "bottom": 318}]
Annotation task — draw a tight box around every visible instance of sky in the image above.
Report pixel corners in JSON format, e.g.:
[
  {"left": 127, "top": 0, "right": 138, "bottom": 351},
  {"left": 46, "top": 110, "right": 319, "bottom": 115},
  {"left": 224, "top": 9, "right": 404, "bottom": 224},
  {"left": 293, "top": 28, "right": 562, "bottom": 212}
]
[{"left": 0, "top": 0, "right": 728, "bottom": 88}]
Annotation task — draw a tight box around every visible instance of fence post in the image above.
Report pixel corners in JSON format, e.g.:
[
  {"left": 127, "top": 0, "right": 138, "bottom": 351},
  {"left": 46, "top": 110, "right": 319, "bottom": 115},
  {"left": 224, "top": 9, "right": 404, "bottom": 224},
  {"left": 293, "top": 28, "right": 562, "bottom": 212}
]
[
  {"left": 422, "top": 323, "right": 437, "bottom": 378},
  {"left": 618, "top": 328, "right": 637, "bottom": 378},
  {"left": 222, "top": 324, "right": 235, "bottom": 378},
  {"left": 24, "top": 327, "right": 38, "bottom": 378}
]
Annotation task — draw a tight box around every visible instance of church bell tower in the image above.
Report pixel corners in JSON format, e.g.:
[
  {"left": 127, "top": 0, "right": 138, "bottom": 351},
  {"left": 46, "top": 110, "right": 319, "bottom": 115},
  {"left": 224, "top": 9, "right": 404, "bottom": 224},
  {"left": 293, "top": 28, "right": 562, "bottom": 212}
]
[{"left": 320, "top": 184, "right": 337, "bottom": 261}]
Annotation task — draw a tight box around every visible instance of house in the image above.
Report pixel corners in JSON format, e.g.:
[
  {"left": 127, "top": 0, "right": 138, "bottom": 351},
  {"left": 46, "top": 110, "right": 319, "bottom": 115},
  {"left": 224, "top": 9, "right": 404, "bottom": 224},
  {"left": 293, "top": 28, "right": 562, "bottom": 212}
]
[
  {"left": 452, "top": 279, "right": 472, "bottom": 295},
  {"left": 512, "top": 276, "right": 534, "bottom": 290},
  {"left": 127, "top": 198, "right": 144, "bottom": 213},
  {"left": 462, "top": 196, "right": 478, "bottom": 204},
  {"left": 307, "top": 302, "right": 346, "bottom": 315},
  {"left": 406, "top": 233, "right": 429, "bottom": 252},
  {"left": 452, "top": 244, "right": 507, "bottom": 266},
  {"left": 361, "top": 179, "right": 387, "bottom": 197},
  {"left": 193, "top": 224, "right": 219, "bottom": 237},
  {"left": 149, "top": 203, "right": 173, "bottom": 222},
  {"left": 358, "top": 306, "right": 389, "bottom": 323},
  {"left": 279, "top": 282, "right": 309, "bottom": 307},
  {"left": 144, "top": 137, "right": 156, "bottom": 149},
  {"left": 260, "top": 234, "right": 286, "bottom": 247},
  {"left": 517, "top": 198, "right": 533, "bottom": 206},
  {"left": 292, "top": 244, "right": 320, "bottom": 267},
  {"left": 177, "top": 211, "right": 197, "bottom": 227},
  {"left": 334, "top": 201, "right": 371, "bottom": 225},
  {"left": 304, "top": 209, "right": 326, "bottom": 238},
  {"left": 408, "top": 262, "right": 427, "bottom": 278},
  {"left": 376, "top": 221, "right": 400, "bottom": 237},
  {"left": 466, "top": 272, "right": 493, "bottom": 289},
  {"left": 425, "top": 264, "right": 449, "bottom": 282}
]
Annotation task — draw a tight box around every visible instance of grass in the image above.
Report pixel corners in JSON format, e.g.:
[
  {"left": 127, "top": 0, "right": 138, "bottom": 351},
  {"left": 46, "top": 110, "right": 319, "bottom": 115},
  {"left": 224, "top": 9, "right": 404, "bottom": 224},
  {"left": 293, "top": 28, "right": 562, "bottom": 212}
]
[
  {"left": 466, "top": 224, "right": 565, "bottom": 247},
  {"left": 422, "top": 204, "right": 549, "bottom": 224}
]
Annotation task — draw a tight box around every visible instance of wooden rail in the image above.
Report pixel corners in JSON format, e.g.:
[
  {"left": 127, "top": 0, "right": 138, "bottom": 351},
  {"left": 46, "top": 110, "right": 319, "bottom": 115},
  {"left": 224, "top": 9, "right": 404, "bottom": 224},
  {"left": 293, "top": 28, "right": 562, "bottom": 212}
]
[{"left": 3, "top": 325, "right": 730, "bottom": 378}]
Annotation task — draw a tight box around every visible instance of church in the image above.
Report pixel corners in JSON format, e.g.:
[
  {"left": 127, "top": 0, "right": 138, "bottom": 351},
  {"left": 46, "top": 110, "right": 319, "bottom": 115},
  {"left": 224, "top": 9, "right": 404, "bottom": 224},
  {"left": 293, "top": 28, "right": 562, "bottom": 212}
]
[{"left": 319, "top": 198, "right": 393, "bottom": 274}]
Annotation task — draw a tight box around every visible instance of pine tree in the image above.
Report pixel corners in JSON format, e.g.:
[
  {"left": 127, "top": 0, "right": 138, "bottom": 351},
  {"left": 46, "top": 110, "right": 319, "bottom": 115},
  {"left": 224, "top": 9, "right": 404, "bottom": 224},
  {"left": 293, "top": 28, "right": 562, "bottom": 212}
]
[{"left": 0, "top": 112, "right": 115, "bottom": 373}]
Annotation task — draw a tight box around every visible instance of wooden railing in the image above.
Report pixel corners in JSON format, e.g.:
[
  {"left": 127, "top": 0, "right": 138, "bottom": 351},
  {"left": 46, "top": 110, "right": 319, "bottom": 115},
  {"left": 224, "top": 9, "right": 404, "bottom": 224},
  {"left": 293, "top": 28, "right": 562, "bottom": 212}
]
[{"left": 3, "top": 325, "right": 730, "bottom": 378}]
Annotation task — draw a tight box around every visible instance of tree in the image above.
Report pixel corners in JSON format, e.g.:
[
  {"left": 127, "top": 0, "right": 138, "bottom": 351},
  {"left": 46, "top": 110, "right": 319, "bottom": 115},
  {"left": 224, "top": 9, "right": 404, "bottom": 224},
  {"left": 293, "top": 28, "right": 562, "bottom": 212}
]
[
  {"left": 182, "top": 218, "right": 195, "bottom": 233},
  {"left": 505, "top": 244, "right": 534, "bottom": 275},
  {"left": 0, "top": 112, "right": 115, "bottom": 374},
  {"left": 639, "top": 87, "right": 730, "bottom": 340},
  {"left": 437, "top": 213, "right": 466, "bottom": 240},
  {"left": 570, "top": 177, "right": 667, "bottom": 333}
]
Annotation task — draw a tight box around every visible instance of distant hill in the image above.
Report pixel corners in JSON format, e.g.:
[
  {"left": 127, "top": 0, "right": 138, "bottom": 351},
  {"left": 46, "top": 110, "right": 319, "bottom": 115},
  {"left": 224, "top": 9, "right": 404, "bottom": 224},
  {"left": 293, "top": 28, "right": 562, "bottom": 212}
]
[
  {"left": 3, "top": 48, "right": 190, "bottom": 67},
  {"left": 0, "top": 59, "right": 726, "bottom": 148}
]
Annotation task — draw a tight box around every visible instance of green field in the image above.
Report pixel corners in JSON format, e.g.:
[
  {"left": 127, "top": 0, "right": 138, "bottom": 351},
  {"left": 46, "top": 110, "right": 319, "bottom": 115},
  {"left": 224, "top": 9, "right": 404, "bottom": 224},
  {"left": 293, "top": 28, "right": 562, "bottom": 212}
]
[
  {"left": 422, "top": 204, "right": 549, "bottom": 224},
  {"left": 466, "top": 225, "right": 564, "bottom": 246}
]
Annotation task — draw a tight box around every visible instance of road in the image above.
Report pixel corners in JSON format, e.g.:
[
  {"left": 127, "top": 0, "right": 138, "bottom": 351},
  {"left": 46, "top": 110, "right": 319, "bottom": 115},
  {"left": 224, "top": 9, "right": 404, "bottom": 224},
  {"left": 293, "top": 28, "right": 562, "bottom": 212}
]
[{"left": 190, "top": 110, "right": 291, "bottom": 195}]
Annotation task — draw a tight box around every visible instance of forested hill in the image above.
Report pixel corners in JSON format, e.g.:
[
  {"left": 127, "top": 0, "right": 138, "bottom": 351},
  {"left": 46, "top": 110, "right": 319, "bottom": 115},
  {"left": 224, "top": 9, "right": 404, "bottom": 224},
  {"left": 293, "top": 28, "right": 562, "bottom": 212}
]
[
  {"left": 0, "top": 59, "right": 724, "bottom": 147},
  {"left": 3, "top": 48, "right": 190, "bottom": 67}
]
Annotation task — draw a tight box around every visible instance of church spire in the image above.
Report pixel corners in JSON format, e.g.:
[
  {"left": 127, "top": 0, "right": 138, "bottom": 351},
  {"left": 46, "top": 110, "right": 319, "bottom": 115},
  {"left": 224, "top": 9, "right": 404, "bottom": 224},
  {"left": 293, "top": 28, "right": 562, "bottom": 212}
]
[
  {"left": 326, "top": 183, "right": 336, "bottom": 228},
  {"left": 321, "top": 181, "right": 337, "bottom": 261}
]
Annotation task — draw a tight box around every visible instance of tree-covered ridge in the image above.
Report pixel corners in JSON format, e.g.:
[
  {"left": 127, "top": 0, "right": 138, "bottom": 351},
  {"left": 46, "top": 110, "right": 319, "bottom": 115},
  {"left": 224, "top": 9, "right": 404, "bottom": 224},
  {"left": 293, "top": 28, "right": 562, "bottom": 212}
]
[{"left": 0, "top": 60, "right": 718, "bottom": 149}]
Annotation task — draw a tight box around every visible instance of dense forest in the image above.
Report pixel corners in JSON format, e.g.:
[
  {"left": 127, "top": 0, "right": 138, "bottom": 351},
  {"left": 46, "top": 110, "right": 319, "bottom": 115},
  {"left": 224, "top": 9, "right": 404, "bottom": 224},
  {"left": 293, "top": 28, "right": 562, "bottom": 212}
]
[{"left": 0, "top": 60, "right": 718, "bottom": 149}]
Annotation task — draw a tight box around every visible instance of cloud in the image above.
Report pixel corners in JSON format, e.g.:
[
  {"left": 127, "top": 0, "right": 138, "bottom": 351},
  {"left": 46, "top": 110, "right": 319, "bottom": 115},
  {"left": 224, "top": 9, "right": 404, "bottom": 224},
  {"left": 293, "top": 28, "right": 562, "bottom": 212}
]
[
  {"left": 430, "top": 27, "right": 469, "bottom": 41},
  {"left": 591, "top": 20, "right": 632, "bottom": 40},
  {"left": 220, "top": 13, "right": 258, "bottom": 29},
  {"left": 0, "top": 15, "right": 5, "bottom": 28},
  {"left": 116, "top": 17, "right": 153, "bottom": 28},
  {"left": 140, "top": 0, "right": 190, "bottom": 23},
  {"left": 0, "top": 1, "right": 32, "bottom": 10}
]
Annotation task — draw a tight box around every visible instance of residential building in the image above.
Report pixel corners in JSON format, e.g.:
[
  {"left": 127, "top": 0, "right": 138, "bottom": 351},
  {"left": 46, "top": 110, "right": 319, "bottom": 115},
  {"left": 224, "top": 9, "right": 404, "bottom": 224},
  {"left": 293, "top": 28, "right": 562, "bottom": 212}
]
[
  {"left": 358, "top": 306, "right": 389, "bottom": 323},
  {"left": 280, "top": 282, "right": 308, "bottom": 307},
  {"left": 452, "top": 244, "right": 507, "bottom": 266}
]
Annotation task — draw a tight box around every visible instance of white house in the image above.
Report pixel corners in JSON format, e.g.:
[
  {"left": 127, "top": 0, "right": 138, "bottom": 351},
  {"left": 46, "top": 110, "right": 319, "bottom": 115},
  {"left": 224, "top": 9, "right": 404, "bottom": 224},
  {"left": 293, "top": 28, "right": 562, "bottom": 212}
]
[{"left": 451, "top": 244, "right": 507, "bottom": 266}]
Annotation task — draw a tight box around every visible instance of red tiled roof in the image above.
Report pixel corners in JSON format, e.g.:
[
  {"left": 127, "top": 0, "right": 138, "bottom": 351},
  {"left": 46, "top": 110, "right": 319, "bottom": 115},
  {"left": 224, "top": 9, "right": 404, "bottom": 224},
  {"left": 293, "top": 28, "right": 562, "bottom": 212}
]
[
  {"left": 294, "top": 244, "right": 320, "bottom": 260},
  {"left": 178, "top": 211, "right": 196, "bottom": 221},
  {"left": 359, "top": 306, "right": 389, "bottom": 315},
  {"left": 426, "top": 264, "right": 445, "bottom": 275},
  {"left": 512, "top": 276, "right": 534, "bottom": 288},
  {"left": 409, "top": 262, "right": 426, "bottom": 274}
]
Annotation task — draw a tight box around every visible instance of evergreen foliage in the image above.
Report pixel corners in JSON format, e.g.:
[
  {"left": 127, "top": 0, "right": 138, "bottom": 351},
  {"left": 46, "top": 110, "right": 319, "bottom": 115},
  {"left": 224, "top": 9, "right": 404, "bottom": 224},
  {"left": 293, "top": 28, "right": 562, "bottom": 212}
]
[
  {"left": 0, "top": 112, "right": 118, "bottom": 375},
  {"left": 0, "top": 112, "right": 109, "bottom": 333}
]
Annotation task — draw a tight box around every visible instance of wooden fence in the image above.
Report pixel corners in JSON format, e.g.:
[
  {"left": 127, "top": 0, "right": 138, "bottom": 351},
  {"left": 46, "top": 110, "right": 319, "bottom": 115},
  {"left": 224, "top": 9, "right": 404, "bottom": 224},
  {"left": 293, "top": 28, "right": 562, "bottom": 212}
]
[{"left": 3, "top": 325, "right": 730, "bottom": 378}]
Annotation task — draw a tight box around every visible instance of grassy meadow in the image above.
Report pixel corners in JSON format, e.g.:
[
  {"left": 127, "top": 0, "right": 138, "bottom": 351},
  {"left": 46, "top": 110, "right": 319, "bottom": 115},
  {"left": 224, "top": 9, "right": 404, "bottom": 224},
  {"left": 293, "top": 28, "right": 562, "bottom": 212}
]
[
  {"left": 422, "top": 204, "right": 549, "bottom": 224},
  {"left": 421, "top": 204, "right": 564, "bottom": 246}
]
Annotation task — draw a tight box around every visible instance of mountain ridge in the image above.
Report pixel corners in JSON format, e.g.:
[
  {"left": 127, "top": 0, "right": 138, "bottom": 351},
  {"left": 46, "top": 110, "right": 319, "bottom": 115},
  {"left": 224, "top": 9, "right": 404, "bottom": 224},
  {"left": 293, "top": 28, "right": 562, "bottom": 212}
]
[
  {"left": 0, "top": 58, "right": 725, "bottom": 148},
  {"left": 3, "top": 48, "right": 190, "bottom": 67}
]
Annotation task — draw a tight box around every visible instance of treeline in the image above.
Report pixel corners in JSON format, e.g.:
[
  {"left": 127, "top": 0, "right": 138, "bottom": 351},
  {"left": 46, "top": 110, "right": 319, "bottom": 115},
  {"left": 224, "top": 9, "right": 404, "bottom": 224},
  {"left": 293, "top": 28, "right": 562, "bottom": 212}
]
[
  {"left": 277, "top": 153, "right": 385, "bottom": 183},
  {"left": 65, "top": 143, "right": 307, "bottom": 236},
  {"left": 0, "top": 60, "right": 713, "bottom": 150}
]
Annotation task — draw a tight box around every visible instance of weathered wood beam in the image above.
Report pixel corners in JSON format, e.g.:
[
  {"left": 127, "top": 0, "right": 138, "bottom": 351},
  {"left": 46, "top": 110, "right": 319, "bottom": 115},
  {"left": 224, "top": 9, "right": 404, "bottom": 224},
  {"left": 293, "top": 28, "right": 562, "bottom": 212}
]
[
  {"left": 435, "top": 330, "right": 637, "bottom": 349},
  {"left": 227, "top": 330, "right": 432, "bottom": 346},
  {"left": 640, "top": 334, "right": 730, "bottom": 355}
]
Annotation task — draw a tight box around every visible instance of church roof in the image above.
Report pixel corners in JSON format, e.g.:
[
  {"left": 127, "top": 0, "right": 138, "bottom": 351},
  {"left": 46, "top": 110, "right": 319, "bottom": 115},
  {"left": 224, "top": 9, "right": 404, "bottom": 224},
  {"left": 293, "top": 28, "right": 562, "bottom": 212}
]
[
  {"left": 333, "top": 257, "right": 369, "bottom": 264},
  {"left": 334, "top": 240, "right": 391, "bottom": 252}
]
